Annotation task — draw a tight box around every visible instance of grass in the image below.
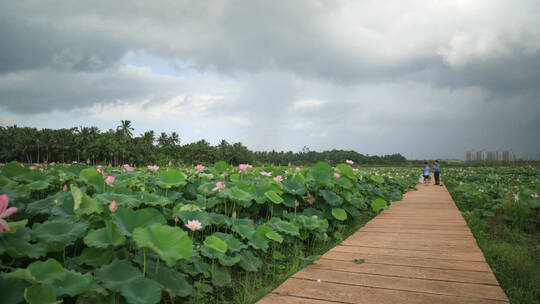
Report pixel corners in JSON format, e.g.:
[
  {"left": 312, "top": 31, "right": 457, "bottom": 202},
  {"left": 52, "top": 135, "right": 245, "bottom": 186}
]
[
  {"left": 203, "top": 211, "right": 377, "bottom": 304},
  {"left": 449, "top": 189, "right": 540, "bottom": 304}
]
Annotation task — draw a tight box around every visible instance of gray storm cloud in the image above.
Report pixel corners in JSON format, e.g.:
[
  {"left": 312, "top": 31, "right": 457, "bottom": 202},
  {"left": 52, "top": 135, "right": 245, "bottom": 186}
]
[{"left": 0, "top": 0, "right": 539, "bottom": 159}]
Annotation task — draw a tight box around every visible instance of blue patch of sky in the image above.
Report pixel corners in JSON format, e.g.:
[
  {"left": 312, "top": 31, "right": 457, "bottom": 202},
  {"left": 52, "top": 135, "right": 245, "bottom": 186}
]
[{"left": 121, "top": 52, "right": 199, "bottom": 78}]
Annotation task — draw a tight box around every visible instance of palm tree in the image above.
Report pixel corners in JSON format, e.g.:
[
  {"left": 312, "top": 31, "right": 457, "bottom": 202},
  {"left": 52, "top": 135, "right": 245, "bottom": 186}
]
[
  {"left": 169, "top": 132, "right": 180, "bottom": 146},
  {"left": 118, "top": 120, "right": 134, "bottom": 138}
]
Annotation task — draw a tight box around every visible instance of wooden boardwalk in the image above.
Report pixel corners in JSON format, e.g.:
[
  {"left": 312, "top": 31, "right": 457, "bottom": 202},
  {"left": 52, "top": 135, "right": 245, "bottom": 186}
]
[{"left": 258, "top": 184, "right": 509, "bottom": 304}]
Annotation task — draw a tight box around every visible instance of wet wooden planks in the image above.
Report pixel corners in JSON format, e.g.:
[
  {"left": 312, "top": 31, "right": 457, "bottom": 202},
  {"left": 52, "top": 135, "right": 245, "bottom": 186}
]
[{"left": 257, "top": 184, "right": 509, "bottom": 304}]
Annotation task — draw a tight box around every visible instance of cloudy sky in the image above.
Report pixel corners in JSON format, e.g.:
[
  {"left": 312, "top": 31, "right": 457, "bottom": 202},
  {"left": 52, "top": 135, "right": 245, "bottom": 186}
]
[{"left": 1, "top": 0, "right": 539, "bottom": 160}]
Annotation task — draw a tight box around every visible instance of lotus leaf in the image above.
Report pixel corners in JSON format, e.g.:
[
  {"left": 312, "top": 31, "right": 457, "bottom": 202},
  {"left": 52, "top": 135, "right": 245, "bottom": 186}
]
[
  {"left": 282, "top": 178, "right": 307, "bottom": 195},
  {"left": 79, "top": 168, "right": 106, "bottom": 191},
  {"left": 155, "top": 169, "right": 187, "bottom": 189},
  {"left": 73, "top": 247, "right": 113, "bottom": 267},
  {"left": 1, "top": 161, "right": 28, "bottom": 178},
  {"left": 203, "top": 235, "right": 228, "bottom": 253},
  {"left": 84, "top": 221, "right": 125, "bottom": 248},
  {"left": 133, "top": 223, "right": 193, "bottom": 266},
  {"left": 238, "top": 250, "right": 262, "bottom": 272},
  {"left": 212, "top": 232, "right": 247, "bottom": 252},
  {"left": 113, "top": 207, "right": 166, "bottom": 236},
  {"left": 264, "top": 190, "right": 284, "bottom": 204},
  {"left": 217, "top": 253, "right": 241, "bottom": 266},
  {"left": 94, "top": 259, "right": 141, "bottom": 292},
  {"left": 211, "top": 265, "right": 231, "bottom": 287},
  {"left": 120, "top": 277, "right": 162, "bottom": 304},
  {"left": 370, "top": 175, "right": 384, "bottom": 184},
  {"left": 96, "top": 192, "right": 140, "bottom": 208},
  {"left": 336, "top": 164, "right": 357, "bottom": 181},
  {"left": 269, "top": 218, "right": 300, "bottom": 236},
  {"left": 265, "top": 230, "right": 283, "bottom": 243},
  {"left": 31, "top": 217, "right": 88, "bottom": 247},
  {"left": 307, "top": 162, "right": 334, "bottom": 186},
  {"left": 24, "top": 284, "right": 56, "bottom": 304},
  {"left": 71, "top": 185, "right": 103, "bottom": 215},
  {"left": 331, "top": 208, "right": 347, "bottom": 221},
  {"left": 370, "top": 198, "right": 388, "bottom": 212},
  {"left": 231, "top": 219, "right": 256, "bottom": 239},
  {"left": 320, "top": 190, "right": 343, "bottom": 206},
  {"left": 155, "top": 266, "right": 193, "bottom": 297},
  {"left": 0, "top": 276, "right": 27, "bottom": 304},
  {"left": 0, "top": 227, "right": 47, "bottom": 258}
]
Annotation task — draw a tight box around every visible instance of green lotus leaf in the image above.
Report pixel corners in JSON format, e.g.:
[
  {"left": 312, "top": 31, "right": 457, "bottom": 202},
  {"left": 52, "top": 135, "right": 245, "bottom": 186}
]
[
  {"left": 113, "top": 207, "right": 166, "bottom": 236},
  {"left": 211, "top": 265, "right": 231, "bottom": 287},
  {"left": 331, "top": 208, "right": 347, "bottom": 221},
  {"left": 370, "top": 175, "right": 384, "bottom": 184},
  {"left": 0, "top": 161, "right": 28, "bottom": 178},
  {"left": 79, "top": 168, "right": 106, "bottom": 190},
  {"left": 265, "top": 230, "right": 283, "bottom": 243},
  {"left": 176, "top": 210, "right": 212, "bottom": 227},
  {"left": 94, "top": 259, "right": 141, "bottom": 292},
  {"left": 0, "top": 227, "right": 47, "bottom": 258},
  {"left": 350, "top": 194, "right": 365, "bottom": 209},
  {"left": 140, "top": 192, "right": 171, "bottom": 207},
  {"left": 71, "top": 185, "right": 103, "bottom": 215},
  {"left": 155, "top": 266, "right": 193, "bottom": 297},
  {"left": 238, "top": 250, "right": 262, "bottom": 272},
  {"left": 264, "top": 190, "right": 284, "bottom": 204},
  {"left": 282, "top": 178, "right": 307, "bottom": 195},
  {"left": 222, "top": 187, "right": 254, "bottom": 205},
  {"left": 335, "top": 177, "right": 354, "bottom": 190},
  {"left": 298, "top": 215, "right": 321, "bottom": 230},
  {"left": 27, "top": 259, "right": 66, "bottom": 285},
  {"left": 27, "top": 192, "right": 70, "bottom": 216},
  {"left": 231, "top": 219, "right": 256, "bottom": 239},
  {"left": 343, "top": 205, "right": 362, "bottom": 217},
  {"left": 268, "top": 218, "right": 300, "bottom": 236},
  {"left": 31, "top": 217, "right": 88, "bottom": 247},
  {"left": 211, "top": 232, "right": 247, "bottom": 252},
  {"left": 370, "top": 198, "right": 388, "bottom": 212},
  {"left": 95, "top": 192, "right": 140, "bottom": 208},
  {"left": 155, "top": 169, "right": 187, "bottom": 189},
  {"left": 307, "top": 162, "right": 334, "bottom": 185},
  {"left": 0, "top": 276, "right": 27, "bottom": 304},
  {"left": 119, "top": 277, "right": 161, "bottom": 304},
  {"left": 217, "top": 253, "right": 241, "bottom": 266},
  {"left": 55, "top": 269, "right": 92, "bottom": 297},
  {"left": 214, "top": 161, "right": 228, "bottom": 173},
  {"left": 24, "top": 284, "right": 56, "bottom": 304},
  {"left": 133, "top": 223, "right": 193, "bottom": 266},
  {"left": 336, "top": 164, "right": 357, "bottom": 181},
  {"left": 73, "top": 247, "right": 113, "bottom": 267},
  {"left": 27, "top": 180, "right": 51, "bottom": 191},
  {"left": 84, "top": 221, "right": 126, "bottom": 248},
  {"left": 320, "top": 190, "right": 343, "bottom": 207},
  {"left": 204, "top": 235, "right": 228, "bottom": 253}
]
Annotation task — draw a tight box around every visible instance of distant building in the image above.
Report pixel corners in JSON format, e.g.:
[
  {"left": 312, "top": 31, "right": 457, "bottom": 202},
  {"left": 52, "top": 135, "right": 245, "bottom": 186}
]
[{"left": 466, "top": 150, "right": 517, "bottom": 162}]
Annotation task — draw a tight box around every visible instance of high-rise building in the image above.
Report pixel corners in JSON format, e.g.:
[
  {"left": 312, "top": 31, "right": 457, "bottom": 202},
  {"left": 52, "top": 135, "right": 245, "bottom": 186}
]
[{"left": 466, "top": 150, "right": 517, "bottom": 161}]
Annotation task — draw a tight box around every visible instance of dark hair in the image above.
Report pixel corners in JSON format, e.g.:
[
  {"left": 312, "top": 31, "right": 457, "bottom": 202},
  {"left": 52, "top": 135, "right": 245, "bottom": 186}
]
[
  {"left": 424, "top": 161, "right": 428, "bottom": 164},
  {"left": 435, "top": 160, "right": 439, "bottom": 162}
]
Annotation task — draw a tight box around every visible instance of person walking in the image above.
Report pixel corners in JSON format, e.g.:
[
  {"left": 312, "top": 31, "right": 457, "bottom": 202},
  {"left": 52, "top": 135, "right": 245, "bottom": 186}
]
[
  {"left": 423, "top": 161, "right": 430, "bottom": 186},
  {"left": 433, "top": 160, "right": 441, "bottom": 186}
]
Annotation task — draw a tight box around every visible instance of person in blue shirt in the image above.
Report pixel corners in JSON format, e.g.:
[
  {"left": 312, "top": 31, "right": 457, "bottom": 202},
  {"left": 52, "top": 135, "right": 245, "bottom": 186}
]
[
  {"left": 423, "top": 161, "right": 430, "bottom": 185},
  {"left": 433, "top": 160, "right": 441, "bottom": 186}
]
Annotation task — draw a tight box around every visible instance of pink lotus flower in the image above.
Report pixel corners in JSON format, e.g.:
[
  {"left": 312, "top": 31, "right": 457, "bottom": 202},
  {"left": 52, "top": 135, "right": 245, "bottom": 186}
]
[
  {"left": 513, "top": 193, "right": 520, "bottom": 201},
  {"left": 212, "top": 181, "right": 226, "bottom": 192},
  {"left": 273, "top": 175, "right": 283, "bottom": 183},
  {"left": 109, "top": 200, "right": 118, "bottom": 213},
  {"left": 50, "top": 162, "right": 56, "bottom": 166},
  {"left": 122, "top": 164, "right": 133, "bottom": 172},
  {"left": 388, "top": 176, "right": 393, "bottom": 179},
  {"left": 239, "top": 164, "right": 252, "bottom": 173},
  {"left": 295, "top": 167, "right": 301, "bottom": 171},
  {"left": 185, "top": 219, "right": 203, "bottom": 231},
  {"left": 29, "top": 166, "right": 36, "bottom": 170},
  {"left": 260, "top": 171, "right": 272, "bottom": 177},
  {"left": 20, "top": 163, "right": 24, "bottom": 168},
  {"left": 195, "top": 164, "right": 205, "bottom": 172},
  {"left": 39, "top": 167, "right": 44, "bottom": 173},
  {"left": 352, "top": 168, "right": 359, "bottom": 172},
  {"left": 375, "top": 172, "right": 379, "bottom": 176},
  {"left": 334, "top": 173, "right": 341, "bottom": 178},
  {"left": 531, "top": 194, "right": 539, "bottom": 198},
  {"left": 147, "top": 165, "right": 159, "bottom": 172},
  {"left": 346, "top": 160, "right": 354, "bottom": 165},
  {"left": 105, "top": 176, "right": 115, "bottom": 187},
  {"left": 0, "top": 194, "right": 18, "bottom": 234}
]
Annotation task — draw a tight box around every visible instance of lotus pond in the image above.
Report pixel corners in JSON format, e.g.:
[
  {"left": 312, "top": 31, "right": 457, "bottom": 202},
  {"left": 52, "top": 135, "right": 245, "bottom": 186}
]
[{"left": 0, "top": 161, "right": 418, "bottom": 304}]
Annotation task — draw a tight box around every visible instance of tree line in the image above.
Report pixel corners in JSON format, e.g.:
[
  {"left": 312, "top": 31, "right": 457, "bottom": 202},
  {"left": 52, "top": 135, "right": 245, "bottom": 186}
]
[{"left": 0, "top": 121, "right": 407, "bottom": 166}]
